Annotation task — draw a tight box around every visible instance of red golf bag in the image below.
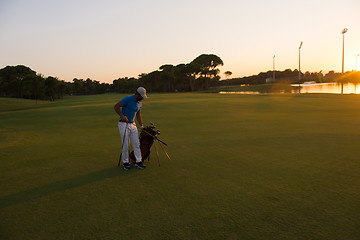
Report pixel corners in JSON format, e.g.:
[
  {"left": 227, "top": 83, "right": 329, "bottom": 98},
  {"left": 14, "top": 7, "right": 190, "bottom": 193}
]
[{"left": 129, "top": 125, "right": 159, "bottom": 163}]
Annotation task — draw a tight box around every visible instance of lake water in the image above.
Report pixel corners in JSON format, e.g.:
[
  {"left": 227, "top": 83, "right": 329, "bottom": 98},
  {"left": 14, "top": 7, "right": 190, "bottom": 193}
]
[
  {"left": 292, "top": 82, "right": 360, "bottom": 94},
  {"left": 219, "top": 83, "right": 360, "bottom": 95}
]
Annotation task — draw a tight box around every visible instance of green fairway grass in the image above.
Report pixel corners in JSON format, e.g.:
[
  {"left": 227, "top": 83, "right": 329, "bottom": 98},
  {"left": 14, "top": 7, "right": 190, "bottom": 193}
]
[{"left": 1, "top": 93, "right": 359, "bottom": 239}]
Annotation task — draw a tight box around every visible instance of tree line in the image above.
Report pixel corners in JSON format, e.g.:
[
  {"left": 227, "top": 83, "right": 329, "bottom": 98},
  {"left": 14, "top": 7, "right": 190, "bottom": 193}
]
[
  {"left": 0, "top": 54, "right": 224, "bottom": 100},
  {"left": 219, "top": 69, "right": 358, "bottom": 86},
  {"left": 0, "top": 65, "right": 113, "bottom": 101},
  {"left": 2, "top": 53, "right": 359, "bottom": 101},
  {"left": 138, "top": 54, "right": 224, "bottom": 92}
]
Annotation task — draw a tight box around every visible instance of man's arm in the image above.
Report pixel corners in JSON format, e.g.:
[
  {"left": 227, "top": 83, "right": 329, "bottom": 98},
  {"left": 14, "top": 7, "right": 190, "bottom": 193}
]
[
  {"left": 114, "top": 102, "right": 128, "bottom": 122},
  {"left": 136, "top": 109, "right": 143, "bottom": 128}
]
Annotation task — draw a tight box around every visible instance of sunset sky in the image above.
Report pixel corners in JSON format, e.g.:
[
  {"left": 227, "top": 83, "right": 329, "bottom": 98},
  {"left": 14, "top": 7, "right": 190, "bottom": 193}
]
[{"left": 1, "top": 0, "right": 359, "bottom": 83}]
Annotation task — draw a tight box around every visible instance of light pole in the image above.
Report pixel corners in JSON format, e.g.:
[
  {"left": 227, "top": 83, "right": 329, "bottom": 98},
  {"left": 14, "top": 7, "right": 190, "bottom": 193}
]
[
  {"left": 299, "top": 41, "right": 303, "bottom": 81},
  {"left": 342, "top": 28, "right": 348, "bottom": 74},
  {"left": 273, "top": 55, "right": 275, "bottom": 81},
  {"left": 356, "top": 53, "right": 359, "bottom": 94},
  {"left": 298, "top": 42, "right": 303, "bottom": 94}
]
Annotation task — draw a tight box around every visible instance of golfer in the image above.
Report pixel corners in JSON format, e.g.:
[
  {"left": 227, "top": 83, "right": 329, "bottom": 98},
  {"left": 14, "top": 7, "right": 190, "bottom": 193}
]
[{"left": 114, "top": 87, "right": 147, "bottom": 170}]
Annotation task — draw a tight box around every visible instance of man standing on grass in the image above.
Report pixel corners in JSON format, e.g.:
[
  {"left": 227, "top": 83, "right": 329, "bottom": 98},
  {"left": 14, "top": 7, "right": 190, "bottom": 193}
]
[{"left": 114, "top": 87, "right": 147, "bottom": 170}]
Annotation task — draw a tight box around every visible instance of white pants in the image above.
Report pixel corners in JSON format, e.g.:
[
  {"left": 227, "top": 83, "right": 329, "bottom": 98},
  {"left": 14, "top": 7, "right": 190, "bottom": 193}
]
[{"left": 118, "top": 122, "right": 142, "bottom": 163}]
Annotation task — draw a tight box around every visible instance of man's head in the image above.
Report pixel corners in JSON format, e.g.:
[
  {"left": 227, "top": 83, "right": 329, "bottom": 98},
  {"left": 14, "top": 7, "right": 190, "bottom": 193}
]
[{"left": 135, "top": 87, "right": 147, "bottom": 101}]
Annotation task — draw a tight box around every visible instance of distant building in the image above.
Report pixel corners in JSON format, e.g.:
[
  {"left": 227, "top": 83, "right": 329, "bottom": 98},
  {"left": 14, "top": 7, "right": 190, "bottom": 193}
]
[{"left": 266, "top": 78, "right": 275, "bottom": 83}]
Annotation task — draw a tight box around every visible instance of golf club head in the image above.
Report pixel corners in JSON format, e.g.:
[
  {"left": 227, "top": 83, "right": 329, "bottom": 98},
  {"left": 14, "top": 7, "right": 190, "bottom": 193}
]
[
  {"left": 144, "top": 122, "right": 160, "bottom": 135},
  {"left": 149, "top": 121, "right": 156, "bottom": 129}
]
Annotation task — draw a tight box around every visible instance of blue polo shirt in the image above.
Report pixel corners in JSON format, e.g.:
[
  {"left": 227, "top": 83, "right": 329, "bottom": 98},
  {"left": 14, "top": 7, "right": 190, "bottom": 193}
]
[{"left": 120, "top": 95, "right": 142, "bottom": 121}]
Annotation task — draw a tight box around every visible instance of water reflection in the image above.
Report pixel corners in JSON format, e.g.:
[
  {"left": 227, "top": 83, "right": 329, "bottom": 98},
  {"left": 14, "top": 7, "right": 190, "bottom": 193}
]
[
  {"left": 219, "top": 91, "right": 260, "bottom": 95},
  {"left": 219, "top": 83, "right": 360, "bottom": 95},
  {"left": 291, "top": 82, "right": 359, "bottom": 94}
]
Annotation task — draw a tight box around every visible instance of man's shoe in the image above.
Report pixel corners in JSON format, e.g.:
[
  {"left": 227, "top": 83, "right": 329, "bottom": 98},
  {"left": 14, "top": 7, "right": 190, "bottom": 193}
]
[
  {"left": 123, "top": 162, "right": 131, "bottom": 170},
  {"left": 134, "top": 161, "right": 146, "bottom": 169}
]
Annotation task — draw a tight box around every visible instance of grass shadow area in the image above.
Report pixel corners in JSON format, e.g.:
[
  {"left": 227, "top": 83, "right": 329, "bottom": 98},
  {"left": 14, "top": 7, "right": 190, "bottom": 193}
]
[{"left": 0, "top": 166, "right": 128, "bottom": 209}]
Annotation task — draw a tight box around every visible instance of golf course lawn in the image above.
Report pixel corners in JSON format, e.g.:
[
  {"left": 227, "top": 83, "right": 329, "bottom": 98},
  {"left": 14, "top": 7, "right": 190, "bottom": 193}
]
[{"left": 1, "top": 93, "right": 359, "bottom": 239}]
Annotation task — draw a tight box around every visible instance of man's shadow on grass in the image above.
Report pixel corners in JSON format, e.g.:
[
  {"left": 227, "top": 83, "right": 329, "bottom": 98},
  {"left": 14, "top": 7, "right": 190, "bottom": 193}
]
[{"left": 0, "top": 166, "right": 131, "bottom": 209}]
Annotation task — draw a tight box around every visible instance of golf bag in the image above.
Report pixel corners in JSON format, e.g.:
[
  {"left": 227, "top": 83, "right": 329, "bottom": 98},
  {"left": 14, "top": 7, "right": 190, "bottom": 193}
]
[{"left": 129, "top": 125, "right": 160, "bottom": 163}]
